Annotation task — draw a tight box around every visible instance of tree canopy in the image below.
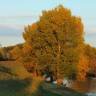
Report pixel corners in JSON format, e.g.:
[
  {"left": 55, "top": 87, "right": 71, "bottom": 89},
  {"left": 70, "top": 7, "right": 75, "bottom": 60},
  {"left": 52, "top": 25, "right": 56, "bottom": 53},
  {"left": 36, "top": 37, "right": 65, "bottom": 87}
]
[{"left": 22, "top": 5, "right": 88, "bottom": 80}]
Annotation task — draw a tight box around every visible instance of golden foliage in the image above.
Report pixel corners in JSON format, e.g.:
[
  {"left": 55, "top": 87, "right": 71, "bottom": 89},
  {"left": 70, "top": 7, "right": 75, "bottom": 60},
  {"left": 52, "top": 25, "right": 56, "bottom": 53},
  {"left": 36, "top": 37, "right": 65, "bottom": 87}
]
[
  {"left": 10, "top": 46, "right": 22, "bottom": 60},
  {"left": 84, "top": 44, "right": 96, "bottom": 73},
  {"left": 77, "top": 54, "right": 89, "bottom": 81},
  {"left": 22, "top": 5, "right": 85, "bottom": 80}
]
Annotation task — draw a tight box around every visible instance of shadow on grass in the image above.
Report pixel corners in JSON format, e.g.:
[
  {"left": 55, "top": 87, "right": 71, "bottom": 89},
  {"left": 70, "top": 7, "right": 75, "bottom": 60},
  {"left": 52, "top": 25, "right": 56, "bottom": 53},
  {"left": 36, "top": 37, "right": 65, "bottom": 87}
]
[
  {"left": 0, "top": 79, "right": 31, "bottom": 96},
  {"left": 0, "top": 79, "right": 87, "bottom": 96}
]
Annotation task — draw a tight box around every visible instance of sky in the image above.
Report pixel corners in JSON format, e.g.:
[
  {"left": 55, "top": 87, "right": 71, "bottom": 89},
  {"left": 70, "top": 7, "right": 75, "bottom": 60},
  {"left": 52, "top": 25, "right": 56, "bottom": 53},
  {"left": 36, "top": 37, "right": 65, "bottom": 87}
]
[{"left": 0, "top": 0, "right": 96, "bottom": 47}]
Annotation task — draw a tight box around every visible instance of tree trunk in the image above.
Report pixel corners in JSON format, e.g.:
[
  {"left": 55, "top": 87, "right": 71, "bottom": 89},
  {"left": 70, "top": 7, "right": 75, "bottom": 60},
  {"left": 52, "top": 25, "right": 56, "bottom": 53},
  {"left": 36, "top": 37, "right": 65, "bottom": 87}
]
[{"left": 56, "top": 42, "right": 61, "bottom": 85}]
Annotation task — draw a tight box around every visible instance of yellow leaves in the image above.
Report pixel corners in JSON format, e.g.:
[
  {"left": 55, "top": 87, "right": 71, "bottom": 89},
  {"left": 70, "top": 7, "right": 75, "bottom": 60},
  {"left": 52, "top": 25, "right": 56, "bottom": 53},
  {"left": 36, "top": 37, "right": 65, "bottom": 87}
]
[
  {"left": 10, "top": 46, "right": 22, "bottom": 60},
  {"left": 77, "top": 54, "right": 89, "bottom": 81},
  {"left": 84, "top": 44, "right": 96, "bottom": 73},
  {"left": 23, "top": 43, "right": 32, "bottom": 54},
  {"left": 23, "top": 23, "right": 38, "bottom": 42},
  {"left": 31, "top": 23, "right": 38, "bottom": 30},
  {"left": 22, "top": 5, "right": 85, "bottom": 80},
  {"left": 24, "top": 23, "right": 37, "bottom": 33}
]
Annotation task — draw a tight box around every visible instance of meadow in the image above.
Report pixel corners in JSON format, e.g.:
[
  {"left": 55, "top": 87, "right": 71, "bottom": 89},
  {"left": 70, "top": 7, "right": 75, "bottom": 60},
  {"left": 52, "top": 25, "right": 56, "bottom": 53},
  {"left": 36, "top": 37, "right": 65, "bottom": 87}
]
[{"left": 0, "top": 61, "right": 87, "bottom": 96}]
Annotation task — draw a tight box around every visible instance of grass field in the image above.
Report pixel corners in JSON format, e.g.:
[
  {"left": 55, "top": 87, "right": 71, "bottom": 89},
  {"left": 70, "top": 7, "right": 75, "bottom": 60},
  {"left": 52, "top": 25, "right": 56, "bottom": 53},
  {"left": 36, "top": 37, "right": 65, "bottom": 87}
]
[
  {"left": 0, "top": 61, "right": 87, "bottom": 96},
  {"left": 0, "top": 79, "right": 87, "bottom": 96}
]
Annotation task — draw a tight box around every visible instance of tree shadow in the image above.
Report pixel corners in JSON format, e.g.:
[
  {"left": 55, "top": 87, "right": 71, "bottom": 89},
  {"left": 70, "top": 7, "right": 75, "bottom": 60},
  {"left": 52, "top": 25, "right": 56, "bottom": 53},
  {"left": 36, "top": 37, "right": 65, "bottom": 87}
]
[{"left": 0, "top": 78, "right": 31, "bottom": 93}]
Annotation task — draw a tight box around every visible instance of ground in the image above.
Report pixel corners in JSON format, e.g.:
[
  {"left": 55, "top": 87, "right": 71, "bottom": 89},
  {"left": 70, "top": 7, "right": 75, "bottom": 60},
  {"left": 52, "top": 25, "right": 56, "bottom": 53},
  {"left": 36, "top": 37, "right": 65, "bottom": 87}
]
[{"left": 0, "top": 61, "right": 87, "bottom": 96}]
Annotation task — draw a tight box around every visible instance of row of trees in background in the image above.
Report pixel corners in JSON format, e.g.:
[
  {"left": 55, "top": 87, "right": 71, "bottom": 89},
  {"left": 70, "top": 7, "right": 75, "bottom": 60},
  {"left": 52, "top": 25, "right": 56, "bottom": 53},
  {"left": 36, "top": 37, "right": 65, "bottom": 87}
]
[
  {"left": 84, "top": 45, "right": 96, "bottom": 74},
  {"left": 0, "top": 44, "right": 23, "bottom": 61},
  {"left": 0, "top": 44, "right": 10, "bottom": 60},
  {"left": 2, "top": 5, "right": 96, "bottom": 81}
]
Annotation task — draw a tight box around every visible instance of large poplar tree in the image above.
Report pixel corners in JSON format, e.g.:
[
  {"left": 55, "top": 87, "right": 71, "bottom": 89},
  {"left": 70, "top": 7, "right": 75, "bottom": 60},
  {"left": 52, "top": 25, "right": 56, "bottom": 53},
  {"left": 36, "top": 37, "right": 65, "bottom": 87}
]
[{"left": 23, "top": 5, "right": 88, "bottom": 80}]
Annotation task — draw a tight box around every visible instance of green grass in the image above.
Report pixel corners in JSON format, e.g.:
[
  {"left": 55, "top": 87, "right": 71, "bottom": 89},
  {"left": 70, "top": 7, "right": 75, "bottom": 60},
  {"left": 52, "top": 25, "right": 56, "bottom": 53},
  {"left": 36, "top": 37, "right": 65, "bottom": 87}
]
[{"left": 0, "top": 79, "right": 28, "bottom": 96}]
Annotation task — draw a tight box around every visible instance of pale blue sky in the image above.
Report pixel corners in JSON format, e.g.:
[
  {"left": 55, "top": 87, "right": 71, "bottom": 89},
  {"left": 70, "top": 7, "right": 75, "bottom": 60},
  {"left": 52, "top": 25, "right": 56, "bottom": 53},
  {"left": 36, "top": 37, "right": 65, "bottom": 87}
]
[{"left": 0, "top": 0, "right": 96, "bottom": 47}]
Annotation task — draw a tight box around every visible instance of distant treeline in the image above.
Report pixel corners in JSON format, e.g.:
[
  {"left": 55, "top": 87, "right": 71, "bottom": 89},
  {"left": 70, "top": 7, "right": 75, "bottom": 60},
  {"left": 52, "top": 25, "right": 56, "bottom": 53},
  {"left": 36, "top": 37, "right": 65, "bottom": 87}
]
[{"left": 0, "top": 44, "right": 23, "bottom": 61}]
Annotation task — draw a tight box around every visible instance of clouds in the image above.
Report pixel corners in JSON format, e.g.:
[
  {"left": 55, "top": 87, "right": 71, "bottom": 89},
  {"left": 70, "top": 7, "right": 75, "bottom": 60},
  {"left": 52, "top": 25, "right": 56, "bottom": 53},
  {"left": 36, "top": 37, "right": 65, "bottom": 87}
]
[
  {"left": 0, "top": 23, "right": 24, "bottom": 47},
  {"left": 0, "top": 14, "right": 40, "bottom": 46},
  {"left": 0, "top": 22, "right": 24, "bottom": 47},
  {"left": 0, "top": 35, "right": 24, "bottom": 47},
  {"left": 0, "top": 25, "right": 22, "bottom": 36},
  {"left": 0, "top": 24, "right": 23, "bottom": 30},
  {"left": 0, "top": 13, "right": 39, "bottom": 28},
  {"left": 0, "top": 14, "right": 39, "bottom": 25},
  {"left": 0, "top": 14, "right": 39, "bottom": 37},
  {"left": 0, "top": 14, "right": 39, "bottom": 19},
  {"left": 0, "top": 13, "right": 39, "bottom": 46}
]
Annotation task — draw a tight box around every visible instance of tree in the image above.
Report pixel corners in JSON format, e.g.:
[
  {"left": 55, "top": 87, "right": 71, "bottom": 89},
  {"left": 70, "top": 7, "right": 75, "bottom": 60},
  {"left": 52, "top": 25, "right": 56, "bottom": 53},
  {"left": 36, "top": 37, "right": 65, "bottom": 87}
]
[
  {"left": 77, "top": 54, "right": 89, "bottom": 80},
  {"left": 10, "top": 45, "right": 23, "bottom": 60},
  {"left": 84, "top": 44, "right": 96, "bottom": 74},
  {"left": 0, "top": 46, "right": 8, "bottom": 60},
  {"left": 23, "top": 5, "right": 86, "bottom": 80}
]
